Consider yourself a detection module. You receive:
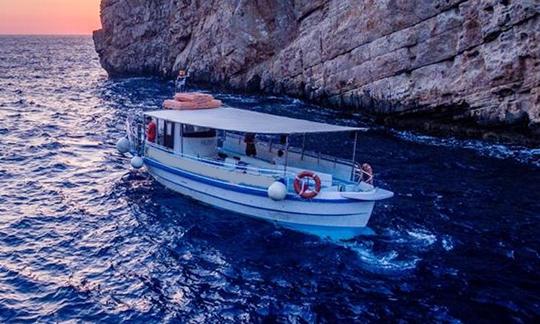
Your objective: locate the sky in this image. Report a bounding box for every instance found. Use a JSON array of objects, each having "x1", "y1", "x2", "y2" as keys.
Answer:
[{"x1": 0, "y1": 0, "x2": 101, "y2": 35}]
